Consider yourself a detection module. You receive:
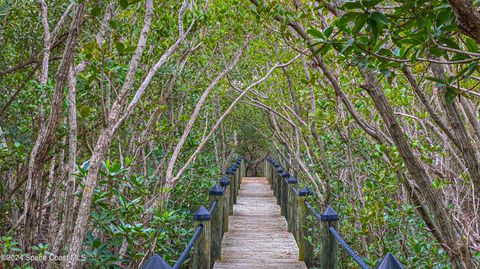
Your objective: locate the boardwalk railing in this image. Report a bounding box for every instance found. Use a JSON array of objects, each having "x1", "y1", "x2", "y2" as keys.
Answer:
[
  {"x1": 264, "y1": 157, "x2": 406, "y2": 269},
  {"x1": 141, "y1": 158, "x2": 245, "y2": 269}
]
